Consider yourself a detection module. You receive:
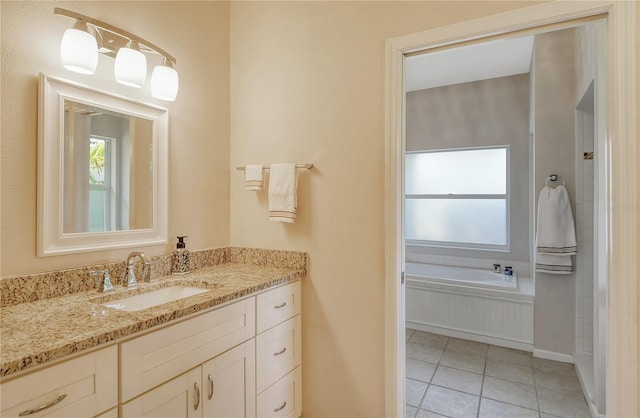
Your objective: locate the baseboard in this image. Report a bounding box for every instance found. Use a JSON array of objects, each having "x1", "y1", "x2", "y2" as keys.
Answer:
[
  {"x1": 407, "y1": 321, "x2": 534, "y2": 352},
  {"x1": 532, "y1": 348, "x2": 574, "y2": 363}
]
